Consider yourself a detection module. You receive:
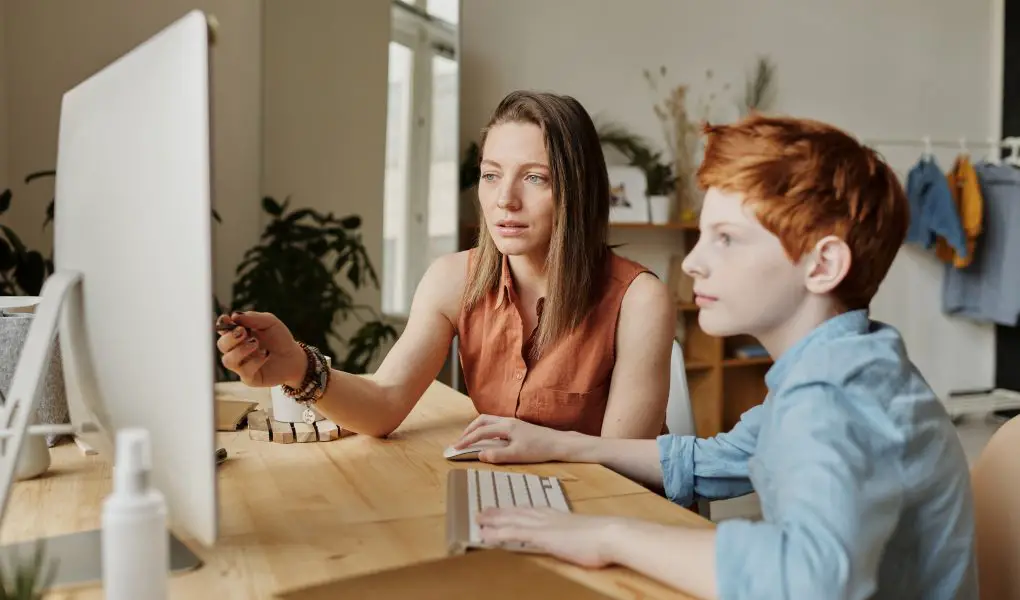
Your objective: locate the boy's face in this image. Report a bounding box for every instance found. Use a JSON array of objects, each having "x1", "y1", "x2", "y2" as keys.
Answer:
[{"x1": 682, "y1": 187, "x2": 811, "y2": 339}]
